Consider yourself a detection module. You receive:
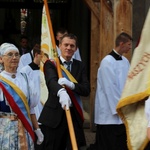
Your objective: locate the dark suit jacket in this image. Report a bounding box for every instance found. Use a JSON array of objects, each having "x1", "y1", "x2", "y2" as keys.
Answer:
[{"x1": 38, "y1": 59, "x2": 90, "y2": 128}]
